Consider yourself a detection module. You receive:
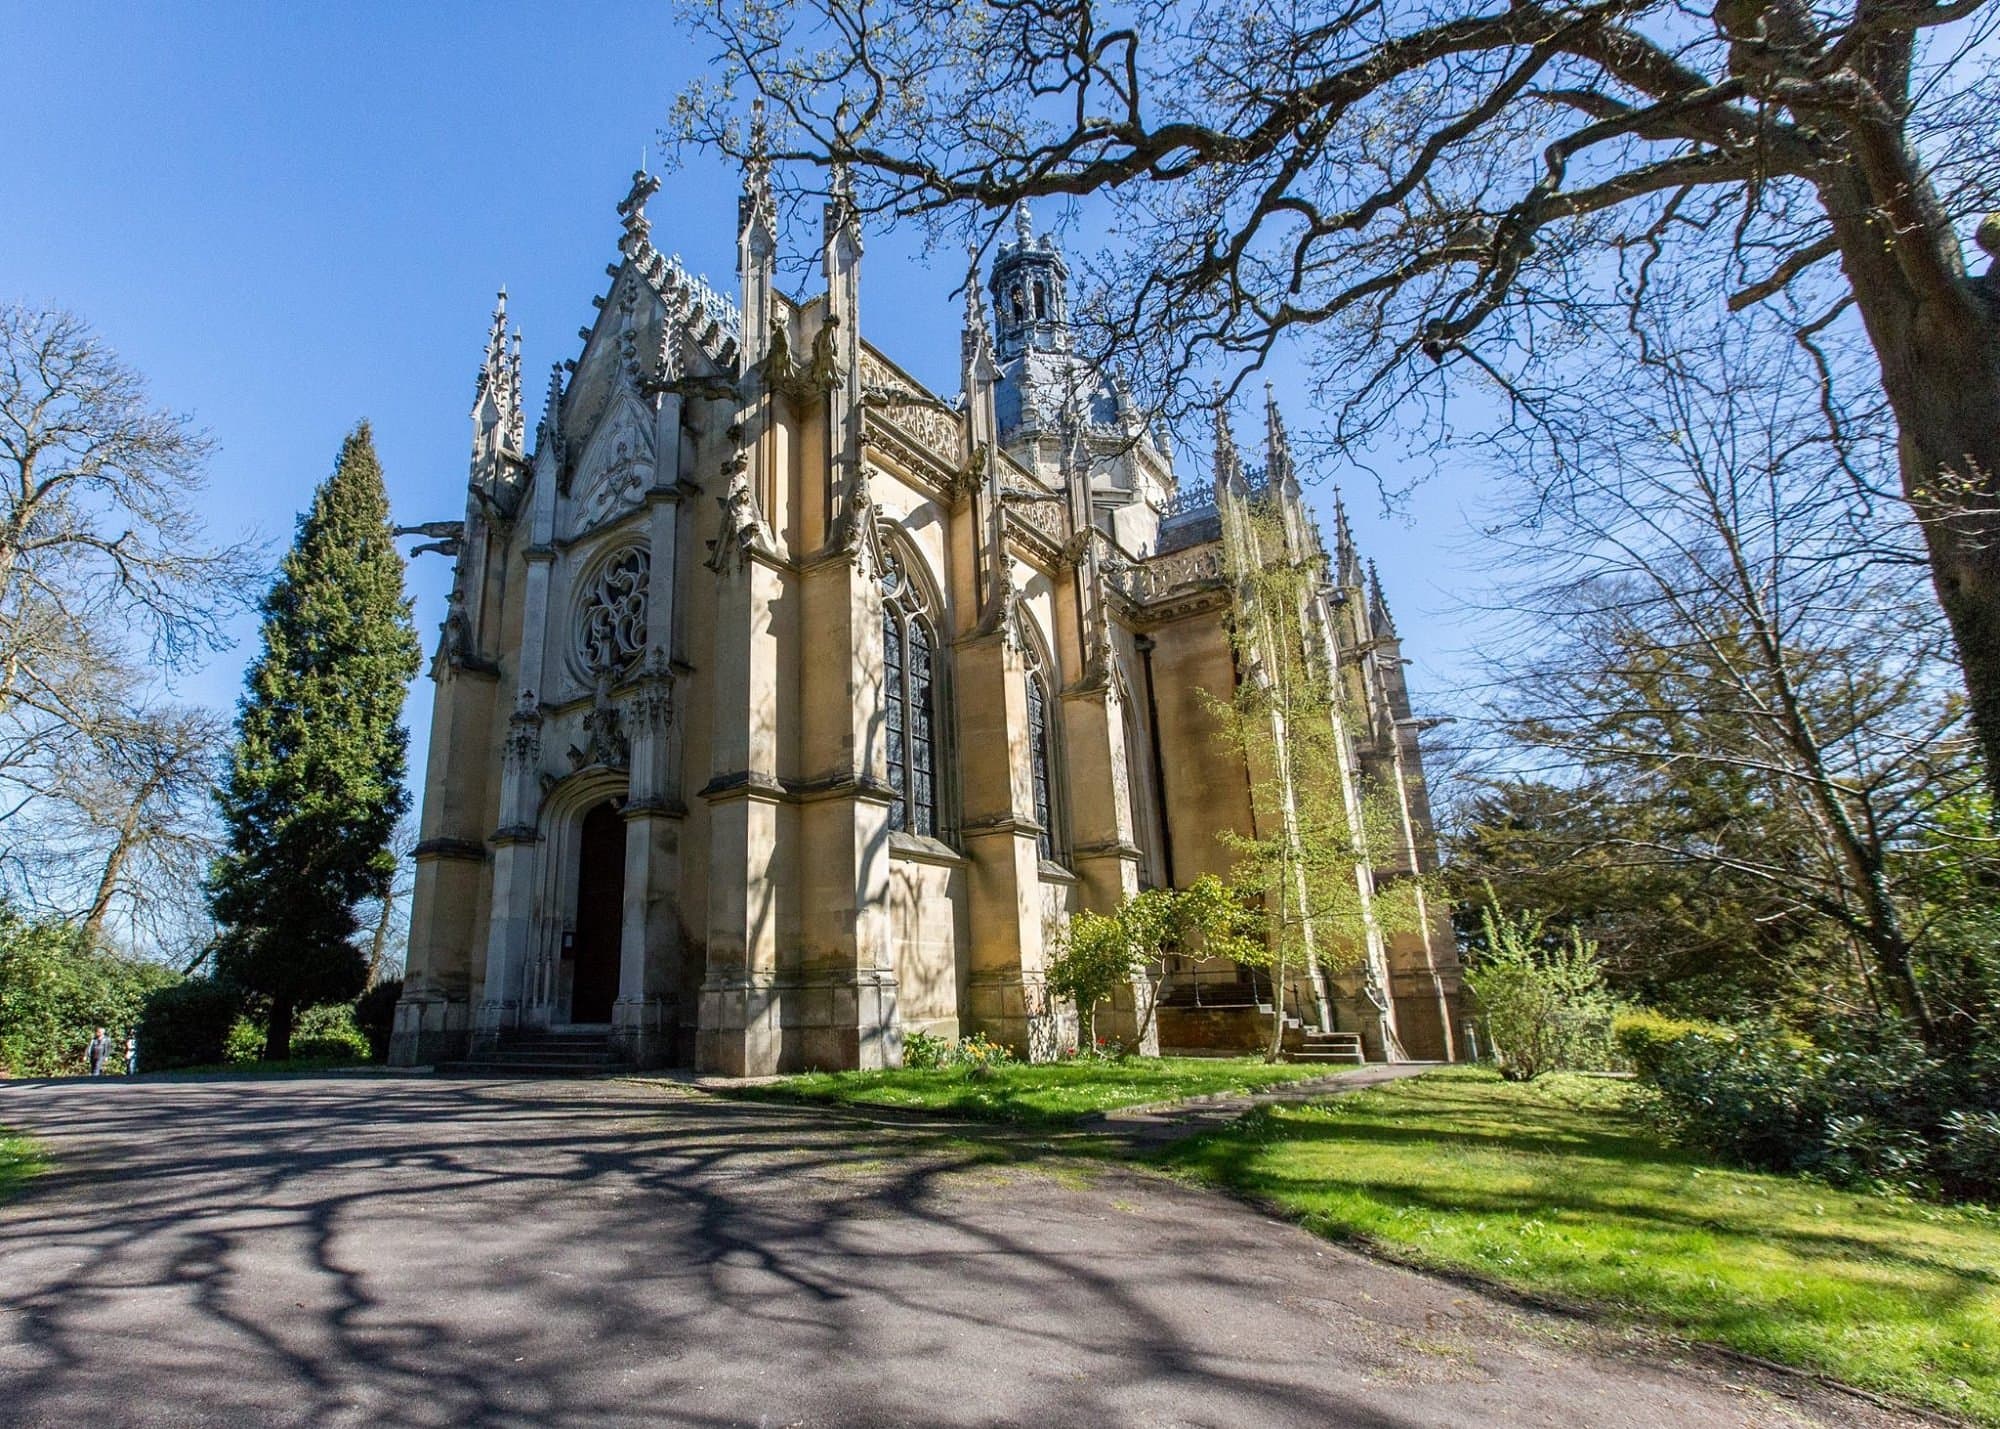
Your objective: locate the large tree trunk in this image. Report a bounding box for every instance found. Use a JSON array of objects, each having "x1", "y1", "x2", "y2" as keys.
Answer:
[
  {"x1": 1828, "y1": 186, "x2": 2000, "y2": 800},
  {"x1": 264, "y1": 996, "x2": 294, "y2": 1062}
]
